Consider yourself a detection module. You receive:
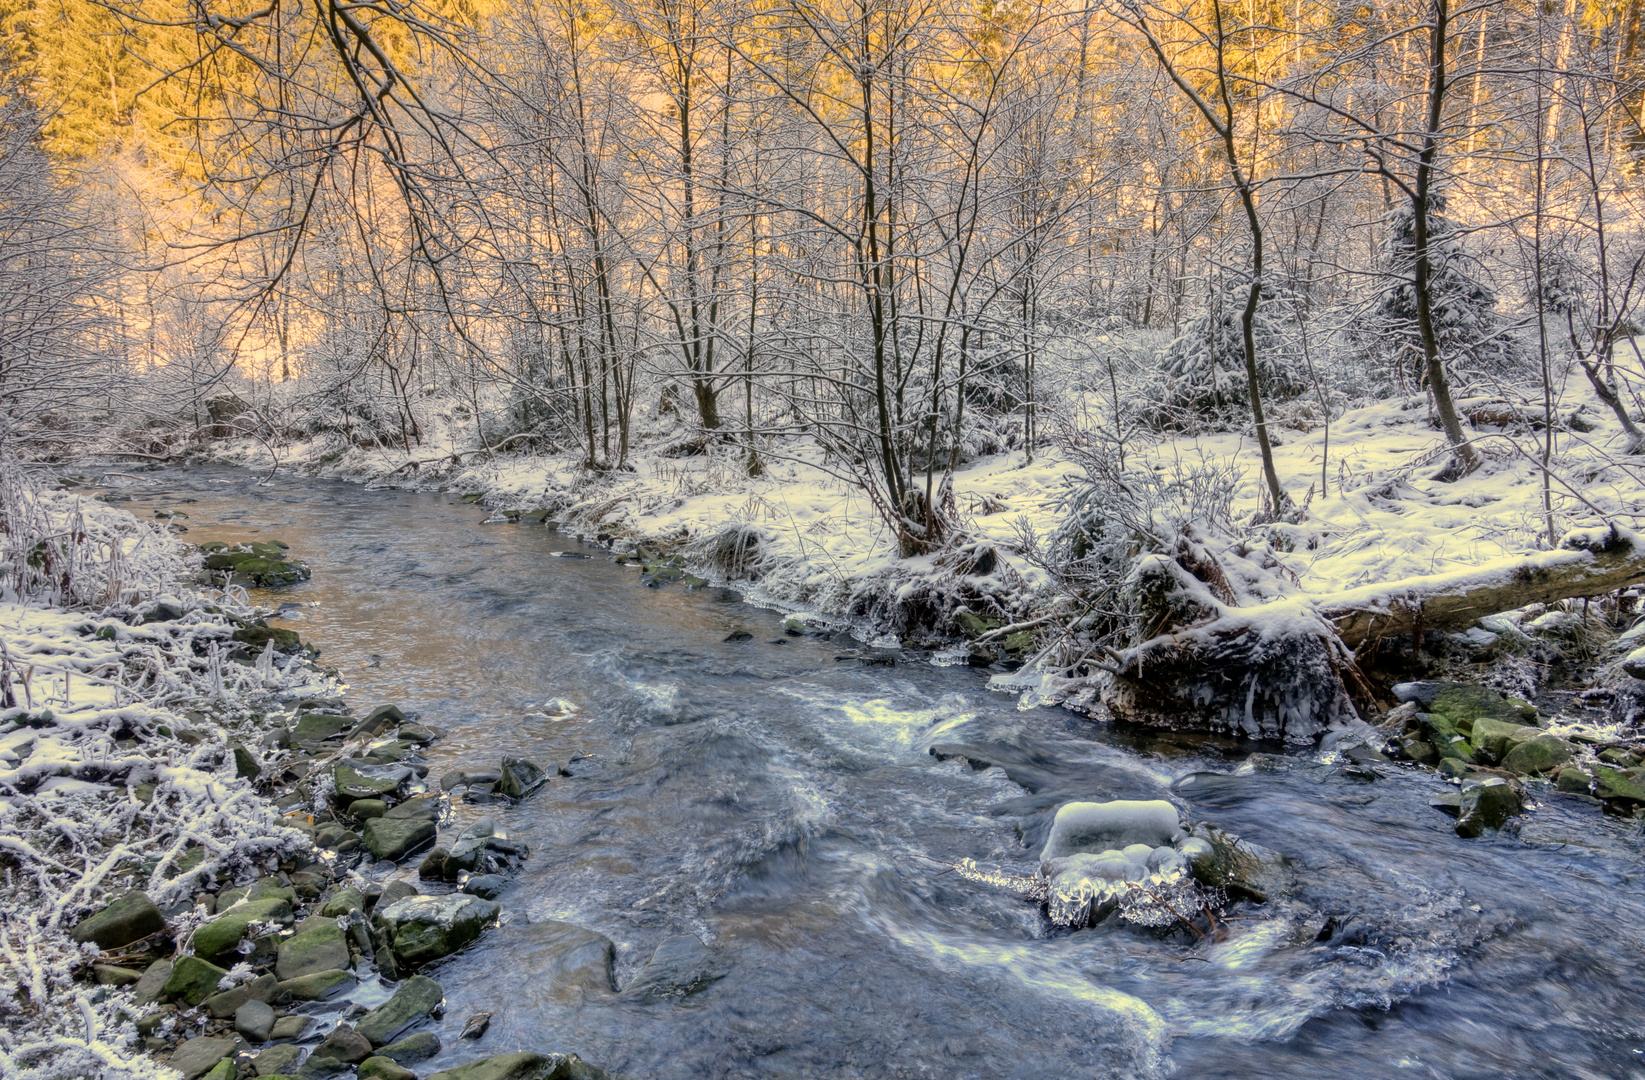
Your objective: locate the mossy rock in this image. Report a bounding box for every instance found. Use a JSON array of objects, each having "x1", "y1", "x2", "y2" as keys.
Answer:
[
  {"x1": 275, "y1": 921, "x2": 350, "y2": 981},
  {"x1": 1593, "y1": 765, "x2": 1645, "y2": 804},
  {"x1": 362, "y1": 816, "x2": 437, "y2": 862},
  {"x1": 1455, "y1": 780, "x2": 1523, "y2": 837},
  {"x1": 275, "y1": 968, "x2": 356, "y2": 1001},
  {"x1": 429, "y1": 1053, "x2": 609, "y2": 1080},
  {"x1": 381, "y1": 894, "x2": 499, "y2": 969},
  {"x1": 952, "y1": 610, "x2": 1001, "y2": 639},
  {"x1": 232, "y1": 623, "x2": 303, "y2": 654},
  {"x1": 1428, "y1": 684, "x2": 1538, "y2": 733},
  {"x1": 71, "y1": 890, "x2": 165, "y2": 950},
  {"x1": 1501, "y1": 734, "x2": 1573, "y2": 775},
  {"x1": 334, "y1": 760, "x2": 409, "y2": 803},
  {"x1": 356, "y1": 974, "x2": 444, "y2": 1046},
  {"x1": 1468, "y1": 718, "x2": 1544, "y2": 765},
  {"x1": 163, "y1": 955, "x2": 229, "y2": 1005},
  {"x1": 1555, "y1": 767, "x2": 1593, "y2": 794},
  {"x1": 193, "y1": 896, "x2": 292, "y2": 962},
  {"x1": 290, "y1": 713, "x2": 353, "y2": 746}
]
